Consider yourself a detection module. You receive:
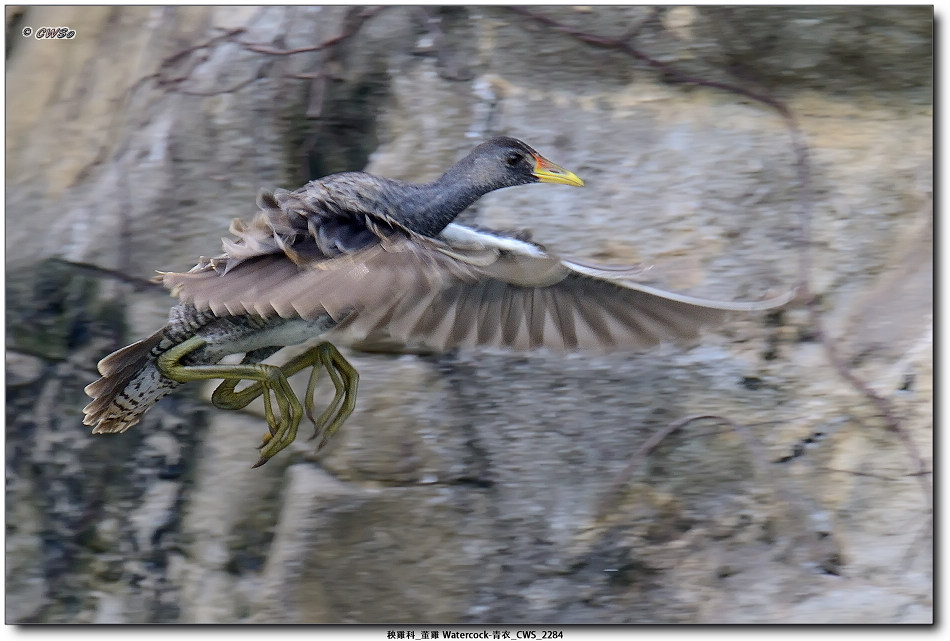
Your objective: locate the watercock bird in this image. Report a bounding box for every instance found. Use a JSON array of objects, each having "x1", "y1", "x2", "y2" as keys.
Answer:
[{"x1": 83, "y1": 137, "x2": 791, "y2": 467}]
